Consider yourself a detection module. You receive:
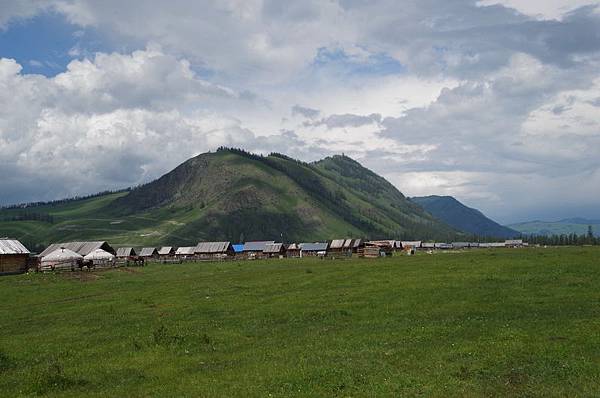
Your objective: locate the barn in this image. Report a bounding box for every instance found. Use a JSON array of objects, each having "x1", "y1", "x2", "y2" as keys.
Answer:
[{"x1": 0, "y1": 239, "x2": 31, "y2": 275}]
